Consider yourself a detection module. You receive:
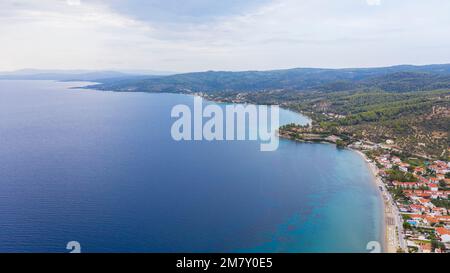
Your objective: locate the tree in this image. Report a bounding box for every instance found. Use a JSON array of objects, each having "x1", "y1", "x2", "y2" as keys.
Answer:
[
  {"x1": 387, "y1": 169, "x2": 418, "y2": 182},
  {"x1": 403, "y1": 222, "x2": 412, "y2": 230},
  {"x1": 402, "y1": 214, "x2": 412, "y2": 220},
  {"x1": 431, "y1": 240, "x2": 445, "y2": 251},
  {"x1": 336, "y1": 139, "x2": 347, "y2": 148}
]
